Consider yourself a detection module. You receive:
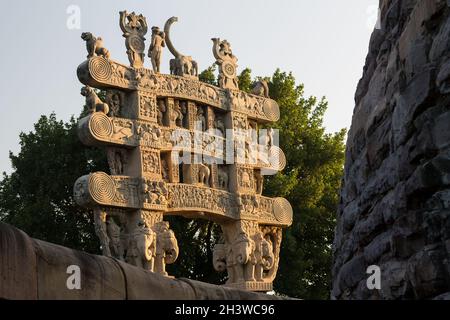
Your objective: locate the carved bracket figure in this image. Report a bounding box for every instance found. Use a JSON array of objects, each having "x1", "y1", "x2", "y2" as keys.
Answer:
[{"x1": 164, "y1": 17, "x2": 198, "y2": 78}]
